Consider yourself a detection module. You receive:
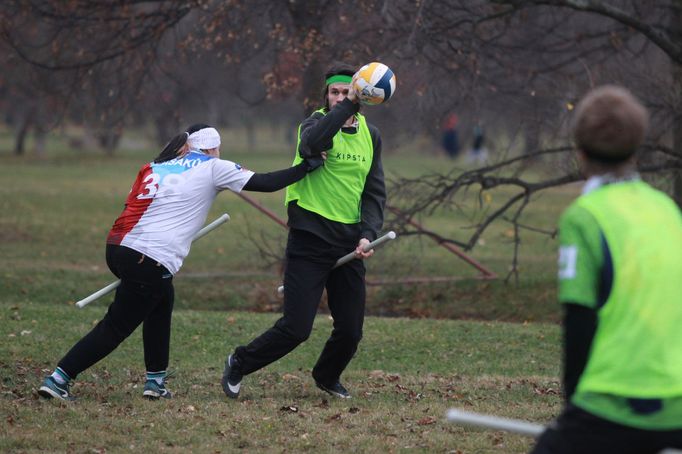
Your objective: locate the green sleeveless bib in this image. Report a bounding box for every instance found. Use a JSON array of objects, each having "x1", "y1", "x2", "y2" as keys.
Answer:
[
  {"x1": 285, "y1": 109, "x2": 374, "y2": 223},
  {"x1": 574, "y1": 181, "x2": 682, "y2": 398}
]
